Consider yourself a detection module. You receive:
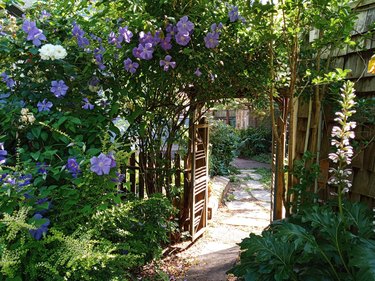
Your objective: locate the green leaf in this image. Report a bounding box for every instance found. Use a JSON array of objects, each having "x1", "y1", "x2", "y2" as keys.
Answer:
[{"x1": 30, "y1": 151, "x2": 41, "y2": 161}]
